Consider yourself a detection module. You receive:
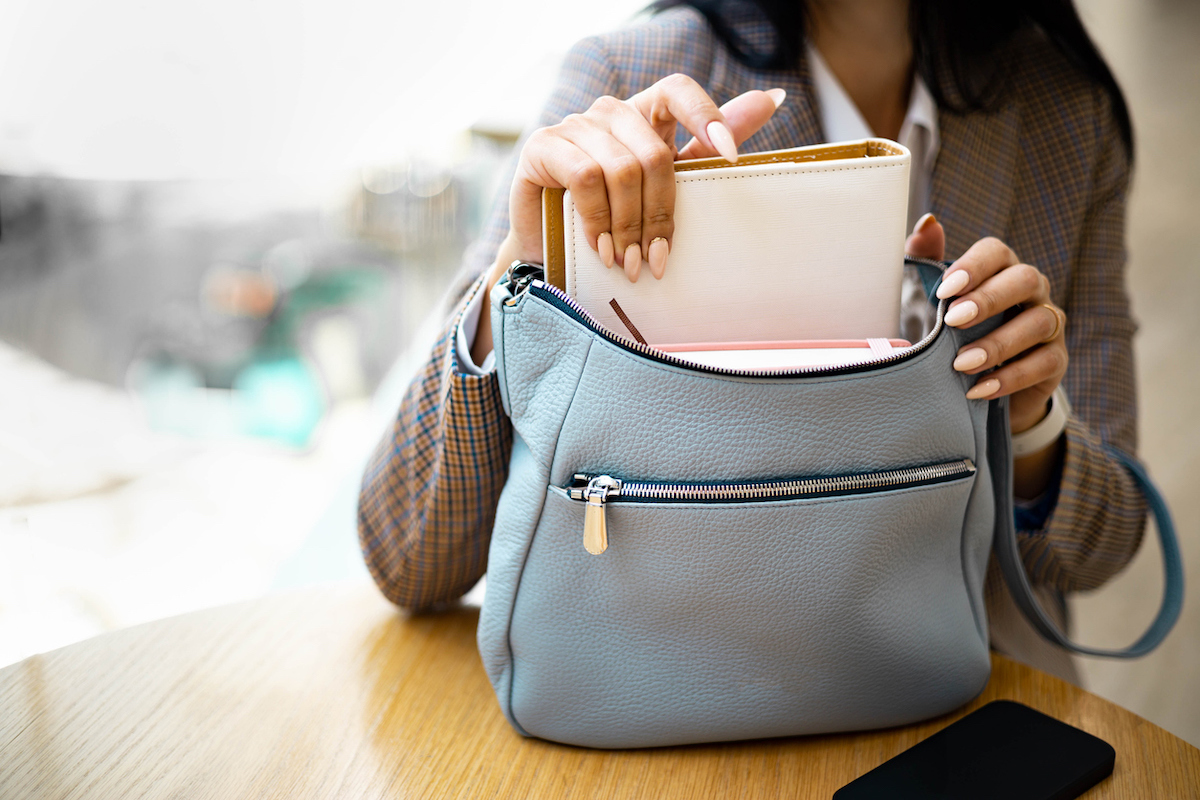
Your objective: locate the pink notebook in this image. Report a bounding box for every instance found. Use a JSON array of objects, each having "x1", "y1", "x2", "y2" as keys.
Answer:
[{"x1": 657, "y1": 338, "x2": 911, "y2": 370}]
